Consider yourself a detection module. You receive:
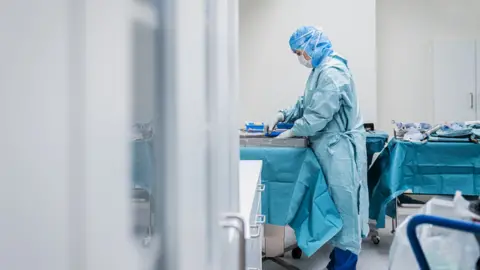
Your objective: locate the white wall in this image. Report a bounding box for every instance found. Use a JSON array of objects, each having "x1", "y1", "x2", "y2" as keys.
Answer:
[
  {"x1": 377, "y1": 0, "x2": 480, "y2": 132},
  {"x1": 239, "y1": 0, "x2": 377, "y2": 127}
]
